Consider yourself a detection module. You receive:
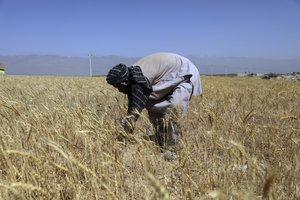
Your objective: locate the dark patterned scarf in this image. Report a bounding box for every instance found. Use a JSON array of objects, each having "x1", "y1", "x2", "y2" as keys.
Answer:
[
  {"x1": 106, "y1": 63, "x2": 129, "y2": 85},
  {"x1": 127, "y1": 66, "x2": 153, "y2": 115}
]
